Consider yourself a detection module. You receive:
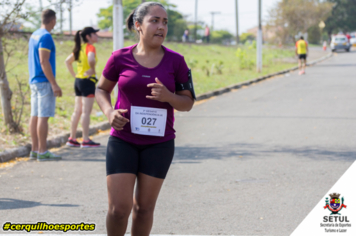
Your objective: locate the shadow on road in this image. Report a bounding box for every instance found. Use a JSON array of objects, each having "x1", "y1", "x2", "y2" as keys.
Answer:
[
  {"x1": 315, "y1": 64, "x2": 356, "y2": 67},
  {"x1": 57, "y1": 146, "x2": 106, "y2": 162},
  {"x1": 173, "y1": 143, "x2": 356, "y2": 163},
  {"x1": 0, "y1": 198, "x2": 79, "y2": 210},
  {"x1": 333, "y1": 50, "x2": 356, "y2": 54},
  {"x1": 51, "y1": 139, "x2": 356, "y2": 164}
]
